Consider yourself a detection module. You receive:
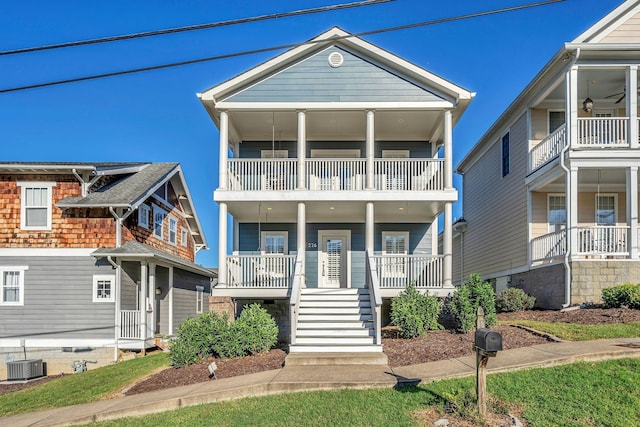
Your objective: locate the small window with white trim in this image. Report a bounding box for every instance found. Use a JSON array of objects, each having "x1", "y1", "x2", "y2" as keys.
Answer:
[
  {"x1": 0, "y1": 267, "x2": 27, "y2": 305},
  {"x1": 548, "y1": 194, "x2": 566, "y2": 233},
  {"x1": 596, "y1": 194, "x2": 616, "y2": 225},
  {"x1": 153, "y1": 206, "x2": 166, "y2": 239},
  {"x1": 93, "y1": 275, "x2": 115, "y2": 303},
  {"x1": 261, "y1": 231, "x2": 288, "y2": 254},
  {"x1": 548, "y1": 111, "x2": 565, "y2": 134},
  {"x1": 138, "y1": 204, "x2": 150, "y2": 229},
  {"x1": 18, "y1": 182, "x2": 55, "y2": 230},
  {"x1": 382, "y1": 231, "x2": 409, "y2": 278},
  {"x1": 501, "y1": 133, "x2": 510, "y2": 177},
  {"x1": 168, "y1": 215, "x2": 178, "y2": 245},
  {"x1": 181, "y1": 227, "x2": 189, "y2": 247},
  {"x1": 196, "y1": 286, "x2": 204, "y2": 314}
]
